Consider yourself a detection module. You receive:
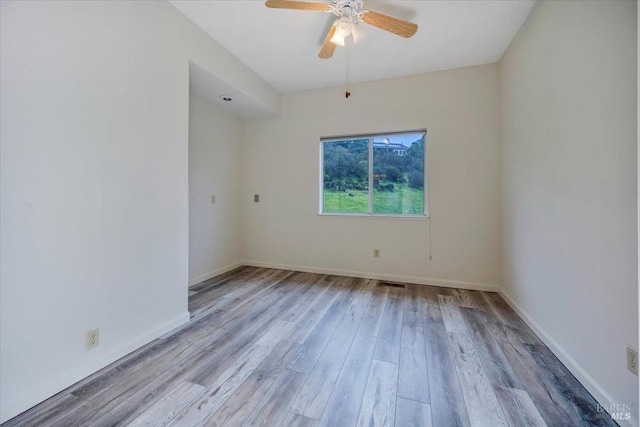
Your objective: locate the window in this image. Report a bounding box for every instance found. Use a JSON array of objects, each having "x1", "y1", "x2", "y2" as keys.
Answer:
[{"x1": 320, "y1": 130, "x2": 427, "y2": 217}]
